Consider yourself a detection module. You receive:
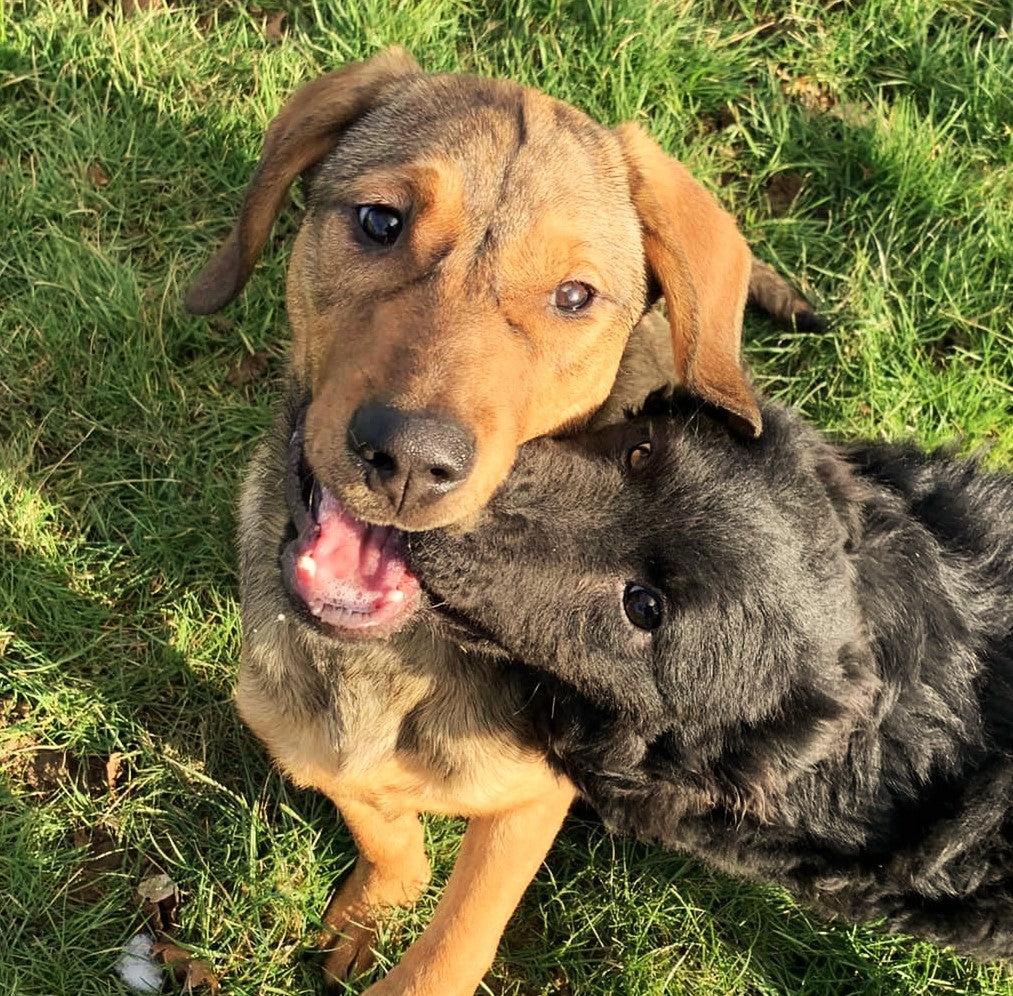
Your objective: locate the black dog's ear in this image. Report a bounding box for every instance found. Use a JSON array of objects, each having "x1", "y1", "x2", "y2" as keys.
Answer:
[
  {"x1": 708, "y1": 644, "x2": 880, "y2": 823},
  {"x1": 628, "y1": 386, "x2": 676, "y2": 419},
  {"x1": 627, "y1": 386, "x2": 755, "y2": 439}
]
